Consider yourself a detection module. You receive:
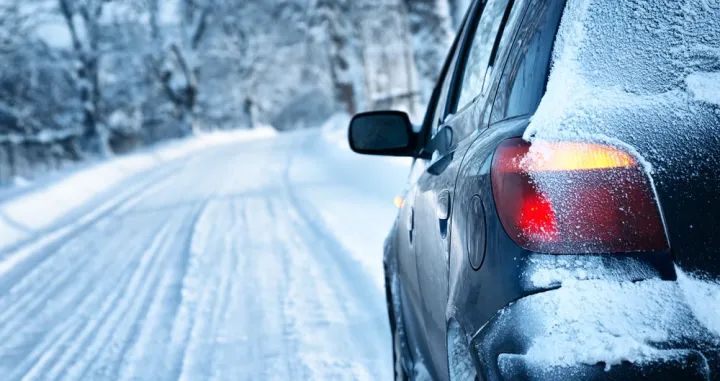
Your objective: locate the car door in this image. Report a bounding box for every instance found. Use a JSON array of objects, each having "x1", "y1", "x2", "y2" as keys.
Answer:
[
  {"x1": 412, "y1": 0, "x2": 521, "y2": 377},
  {"x1": 394, "y1": 21, "x2": 466, "y2": 369}
]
